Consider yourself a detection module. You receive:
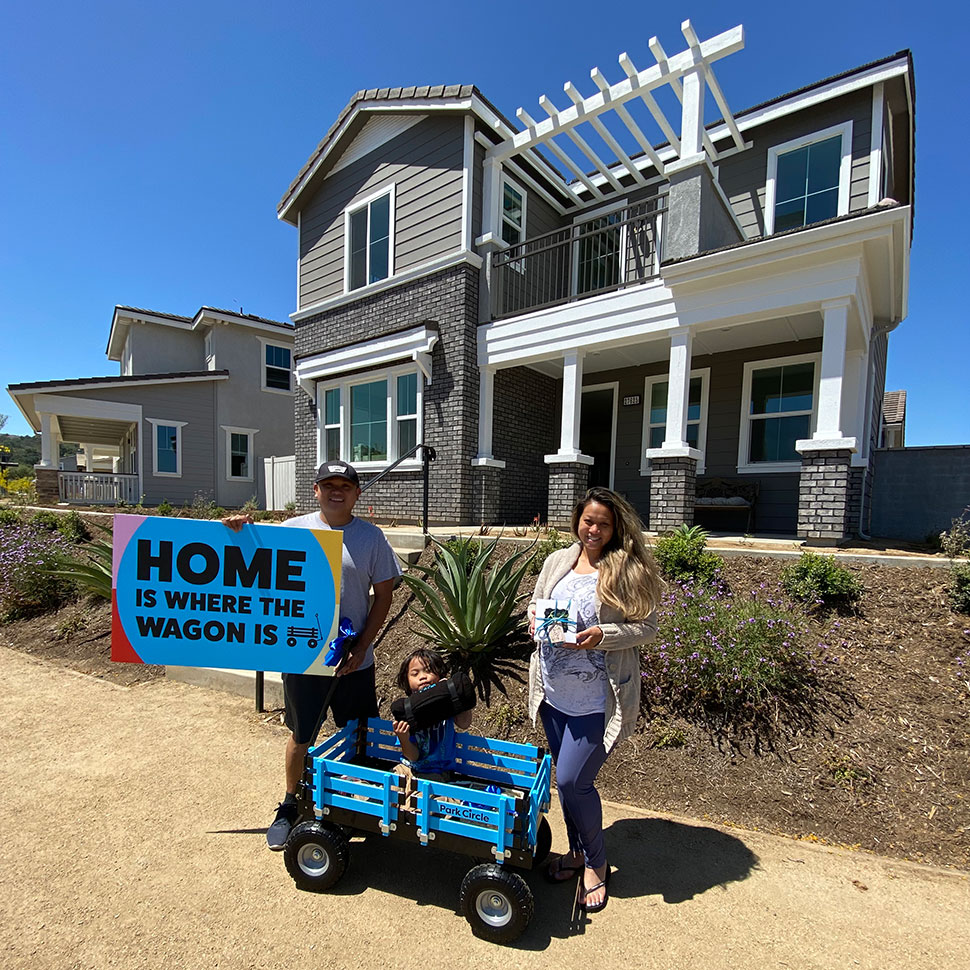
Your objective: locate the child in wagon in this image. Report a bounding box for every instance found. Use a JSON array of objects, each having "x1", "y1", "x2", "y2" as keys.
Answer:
[{"x1": 391, "y1": 648, "x2": 474, "y2": 798}]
